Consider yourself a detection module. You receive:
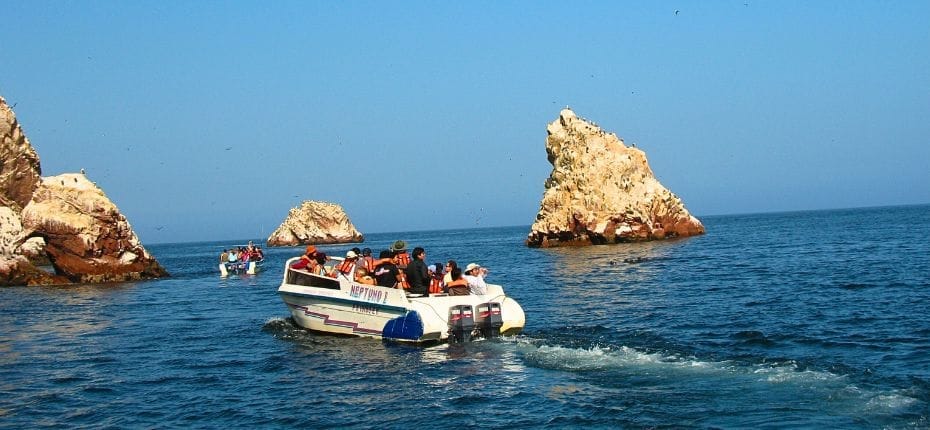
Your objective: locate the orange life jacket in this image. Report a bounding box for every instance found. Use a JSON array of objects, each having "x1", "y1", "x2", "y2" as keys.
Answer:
[
  {"x1": 336, "y1": 259, "x2": 356, "y2": 274},
  {"x1": 395, "y1": 252, "x2": 411, "y2": 267},
  {"x1": 396, "y1": 270, "x2": 411, "y2": 289},
  {"x1": 362, "y1": 256, "x2": 375, "y2": 273},
  {"x1": 429, "y1": 275, "x2": 444, "y2": 294}
]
